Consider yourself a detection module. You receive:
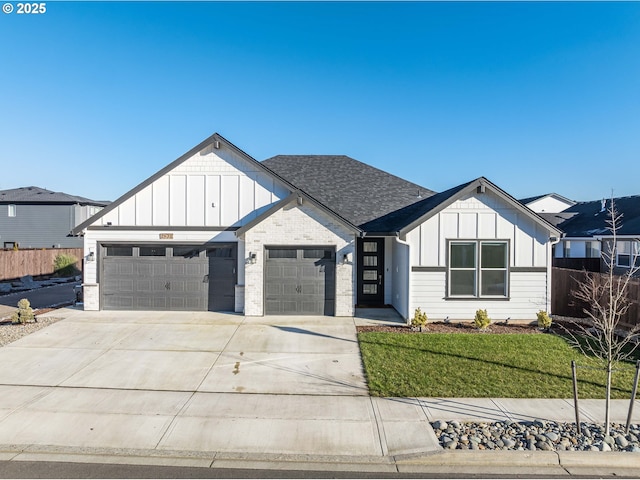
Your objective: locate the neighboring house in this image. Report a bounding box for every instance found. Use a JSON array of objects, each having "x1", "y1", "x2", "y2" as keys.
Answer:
[
  {"x1": 0, "y1": 186, "x2": 109, "y2": 249},
  {"x1": 519, "y1": 193, "x2": 576, "y2": 214},
  {"x1": 71, "y1": 133, "x2": 561, "y2": 321},
  {"x1": 550, "y1": 196, "x2": 640, "y2": 276}
]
